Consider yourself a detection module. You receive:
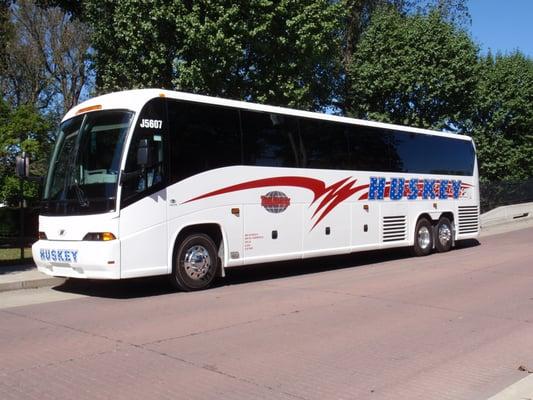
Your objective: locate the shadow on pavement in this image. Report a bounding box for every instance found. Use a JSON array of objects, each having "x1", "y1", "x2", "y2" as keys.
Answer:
[
  {"x1": 455, "y1": 238, "x2": 481, "y2": 249},
  {"x1": 53, "y1": 239, "x2": 481, "y2": 299},
  {"x1": 0, "y1": 262, "x2": 35, "y2": 275}
]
